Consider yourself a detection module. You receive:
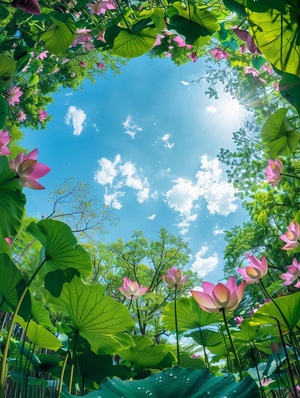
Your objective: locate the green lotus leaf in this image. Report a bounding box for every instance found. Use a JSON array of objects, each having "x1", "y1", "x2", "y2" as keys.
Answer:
[
  {"x1": 61, "y1": 367, "x2": 260, "y2": 398},
  {"x1": 47, "y1": 276, "x2": 135, "y2": 354},
  {"x1": 179, "y1": 353, "x2": 206, "y2": 369},
  {"x1": 53, "y1": 349, "x2": 127, "y2": 390},
  {"x1": 0, "y1": 156, "x2": 26, "y2": 239},
  {"x1": 117, "y1": 335, "x2": 175, "y2": 370},
  {"x1": 279, "y1": 72, "x2": 300, "y2": 116},
  {"x1": 16, "y1": 315, "x2": 61, "y2": 350},
  {"x1": 247, "y1": 4, "x2": 300, "y2": 76},
  {"x1": 0, "y1": 94, "x2": 8, "y2": 130},
  {"x1": 0, "y1": 253, "x2": 31, "y2": 320},
  {"x1": 162, "y1": 296, "x2": 222, "y2": 333},
  {"x1": 33, "y1": 353, "x2": 62, "y2": 373},
  {"x1": 44, "y1": 268, "x2": 80, "y2": 298},
  {"x1": 26, "y1": 219, "x2": 92, "y2": 278},
  {"x1": 41, "y1": 16, "x2": 75, "y2": 55},
  {"x1": 111, "y1": 28, "x2": 157, "y2": 58},
  {"x1": 0, "y1": 54, "x2": 16, "y2": 91},
  {"x1": 169, "y1": 3, "x2": 219, "y2": 45},
  {"x1": 187, "y1": 329, "x2": 223, "y2": 347},
  {"x1": 250, "y1": 292, "x2": 300, "y2": 332},
  {"x1": 261, "y1": 108, "x2": 299, "y2": 158},
  {"x1": 31, "y1": 296, "x2": 56, "y2": 332}
]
